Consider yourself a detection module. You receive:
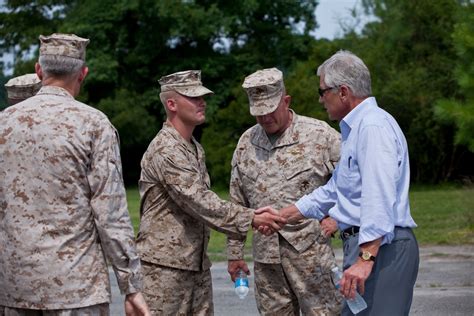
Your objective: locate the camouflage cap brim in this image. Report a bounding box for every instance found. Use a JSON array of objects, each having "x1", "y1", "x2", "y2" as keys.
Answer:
[
  {"x1": 174, "y1": 85, "x2": 214, "y2": 97},
  {"x1": 248, "y1": 91, "x2": 282, "y2": 116},
  {"x1": 5, "y1": 73, "x2": 42, "y2": 100}
]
